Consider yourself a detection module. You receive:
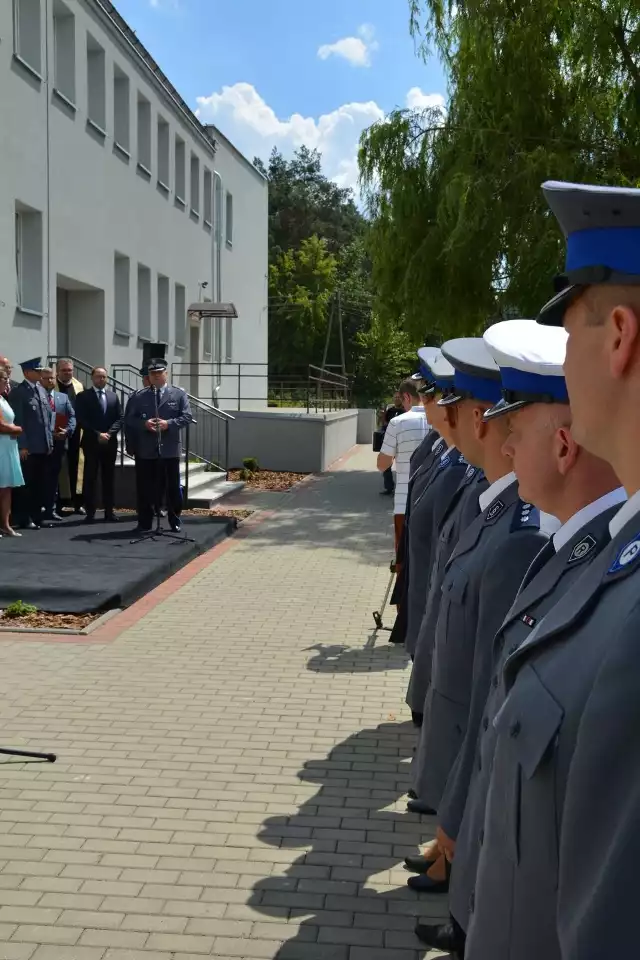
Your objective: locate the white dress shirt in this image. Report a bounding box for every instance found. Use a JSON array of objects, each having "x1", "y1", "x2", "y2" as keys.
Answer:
[
  {"x1": 609, "y1": 488, "x2": 640, "y2": 539},
  {"x1": 553, "y1": 487, "x2": 628, "y2": 552},
  {"x1": 478, "y1": 472, "x2": 516, "y2": 512}
]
